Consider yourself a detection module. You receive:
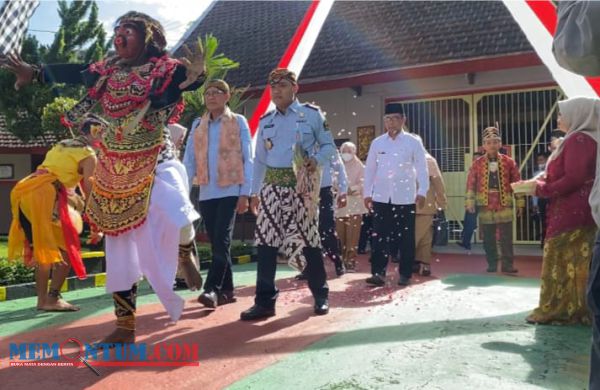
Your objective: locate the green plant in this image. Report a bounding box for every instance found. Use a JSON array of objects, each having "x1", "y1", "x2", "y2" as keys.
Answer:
[
  {"x1": 231, "y1": 241, "x2": 253, "y2": 258},
  {"x1": 180, "y1": 34, "x2": 249, "y2": 127},
  {"x1": 195, "y1": 244, "x2": 212, "y2": 261},
  {"x1": 0, "y1": 258, "x2": 35, "y2": 286},
  {"x1": 41, "y1": 96, "x2": 78, "y2": 139}
]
